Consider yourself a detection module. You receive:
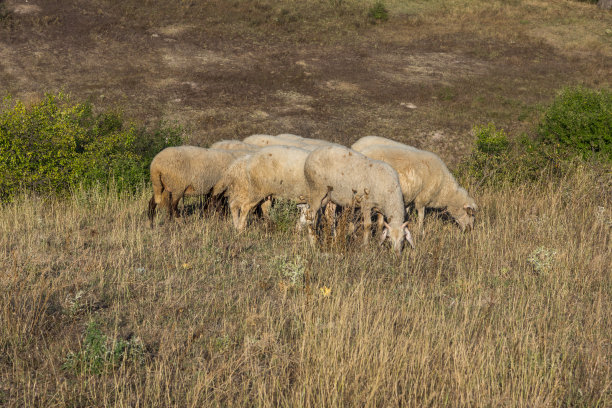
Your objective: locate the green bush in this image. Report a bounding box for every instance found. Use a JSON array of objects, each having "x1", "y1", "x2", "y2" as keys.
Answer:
[
  {"x1": 458, "y1": 123, "x2": 566, "y2": 188},
  {"x1": 62, "y1": 321, "x2": 145, "y2": 375},
  {"x1": 368, "y1": 1, "x2": 388, "y2": 23},
  {"x1": 474, "y1": 123, "x2": 509, "y2": 156},
  {"x1": 0, "y1": 93, "x2": 182, "y2": 201},
  {"x1": 459, "y1": 86, "x2": 611, "y2": 188},
  {"x1": 538, "y1": 87, "x2": 611, "y2": 161},
  {"x1": 269, "y1": 199, "x2": 300, "y2": 232}
]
